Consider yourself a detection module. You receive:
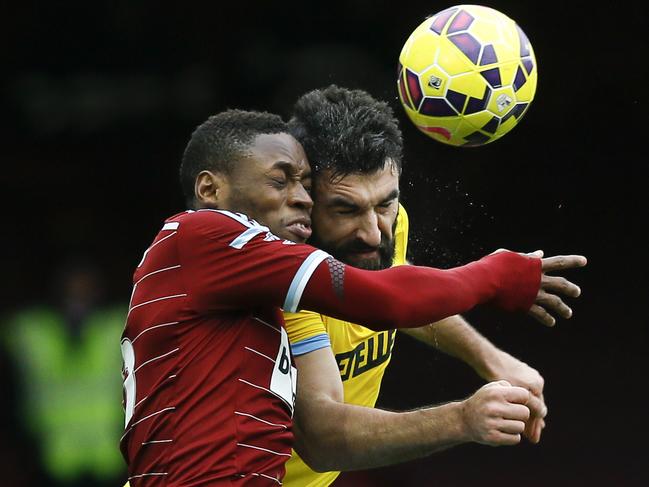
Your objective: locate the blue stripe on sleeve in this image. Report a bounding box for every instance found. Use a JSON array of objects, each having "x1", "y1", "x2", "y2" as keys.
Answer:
[{"x1": 290, "y1": 334, "x2": 331, "y2": 356}]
